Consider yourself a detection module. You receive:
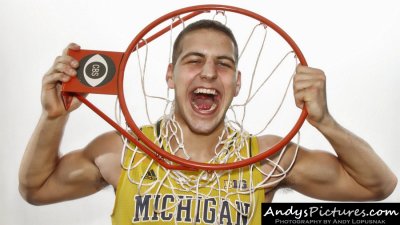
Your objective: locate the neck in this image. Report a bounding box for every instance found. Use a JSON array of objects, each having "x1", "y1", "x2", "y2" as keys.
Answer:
[{"x1": 165, "y1": 115, "x2": 227, "y2": 163}]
